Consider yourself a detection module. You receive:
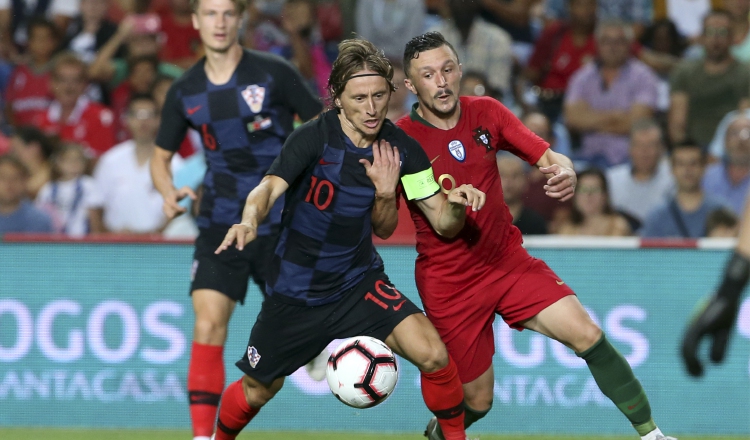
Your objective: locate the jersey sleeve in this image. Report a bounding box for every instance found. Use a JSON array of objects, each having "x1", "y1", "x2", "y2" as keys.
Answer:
[
  {"x1": 399, "y1": 133, "x2": 440, "y2": 201},
  {"x1": 488, "y1": 99, "x2": 549, "y2": 165},
  {"x1": 267, "y1": 120, "x2": 325, "y2": 185},
  {"x1": 275, "y1": 59, "x2": 323, "y2": 121},
  {"x1": 155, "y1": 83, "x2": 189, "y2": 152}
]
